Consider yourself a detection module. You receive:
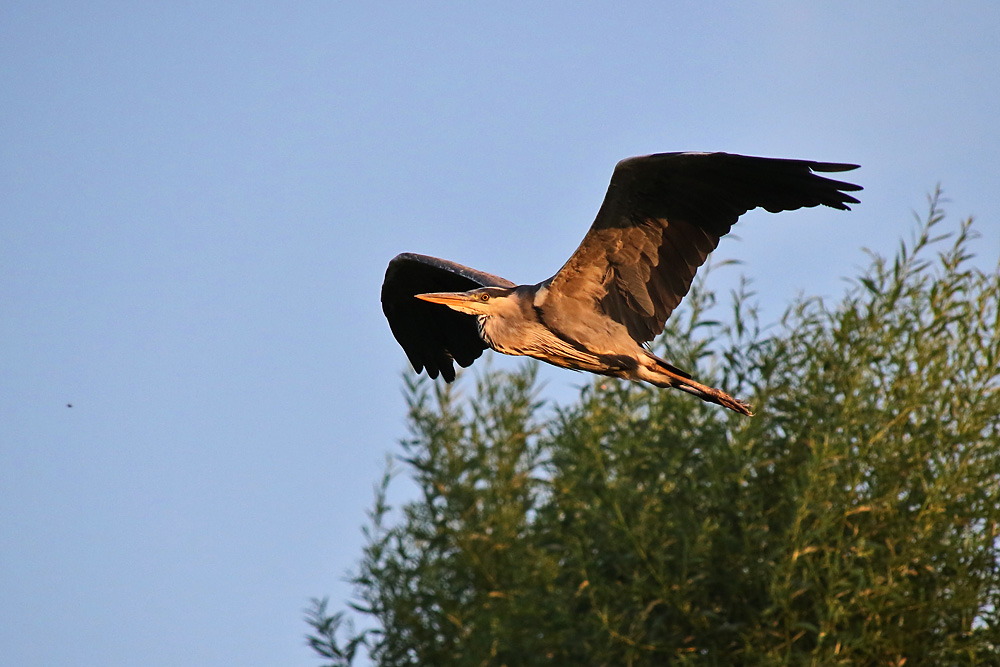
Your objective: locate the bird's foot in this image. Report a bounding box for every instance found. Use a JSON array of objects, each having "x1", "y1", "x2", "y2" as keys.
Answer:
[{"x1": 702, "y1": 385, "x2": 754, "y2": 417}]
